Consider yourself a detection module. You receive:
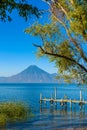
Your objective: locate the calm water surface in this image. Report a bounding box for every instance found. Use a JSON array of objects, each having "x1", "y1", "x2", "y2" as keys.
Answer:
[{"x1": 0, "y1": 83, "x2": 87, "y2": 129}]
